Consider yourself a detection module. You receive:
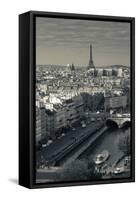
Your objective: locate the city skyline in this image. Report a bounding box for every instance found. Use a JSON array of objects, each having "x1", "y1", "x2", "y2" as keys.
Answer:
[{"x1": 36, "y1": 17, "x2": 130, "y2": 66}]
